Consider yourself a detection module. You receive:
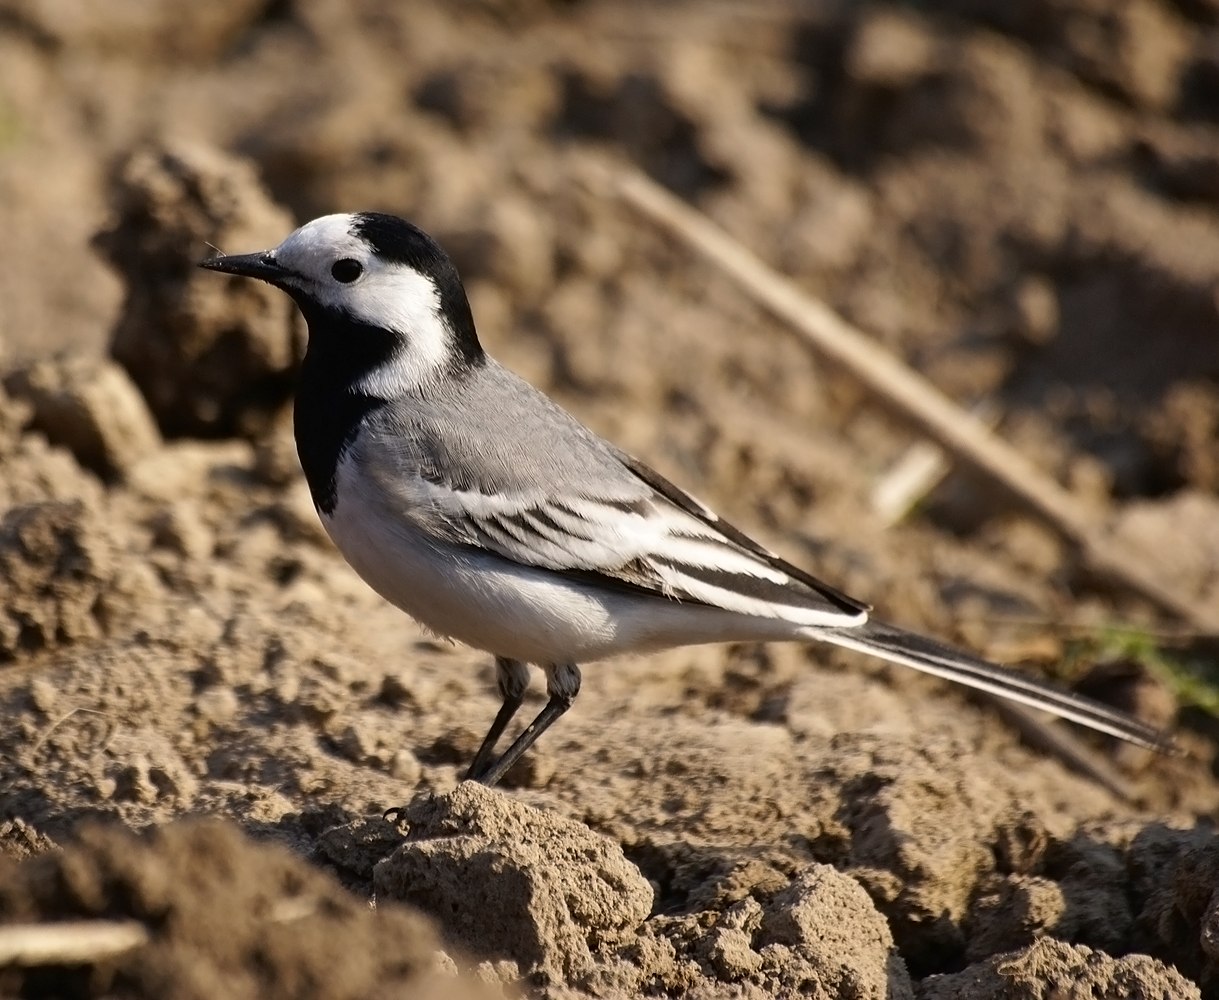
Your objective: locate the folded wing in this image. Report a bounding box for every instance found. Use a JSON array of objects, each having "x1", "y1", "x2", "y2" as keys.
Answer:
[{"x1": 407, "y1": 449, "x2": 869, "y2": 629}]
